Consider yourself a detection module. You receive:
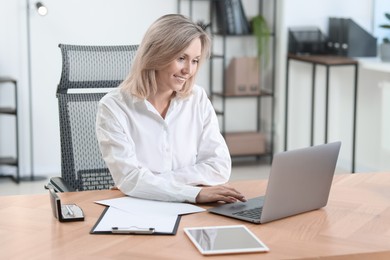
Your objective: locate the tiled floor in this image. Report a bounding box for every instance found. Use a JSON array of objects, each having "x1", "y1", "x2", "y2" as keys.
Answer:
[
  {"x1": 0, "y1": 176, "x2": 50, "y2": 196},
  {"x1": 0, "y1": 164, "x2": 272, "y2": 196}
]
